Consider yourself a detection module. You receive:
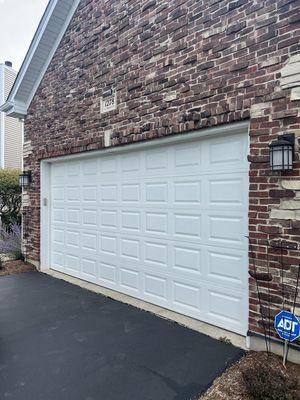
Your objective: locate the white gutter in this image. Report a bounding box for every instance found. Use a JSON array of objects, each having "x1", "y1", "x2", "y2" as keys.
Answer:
[{"x1": 0, "y1": 65, "x2": 5, "y2": 168}]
